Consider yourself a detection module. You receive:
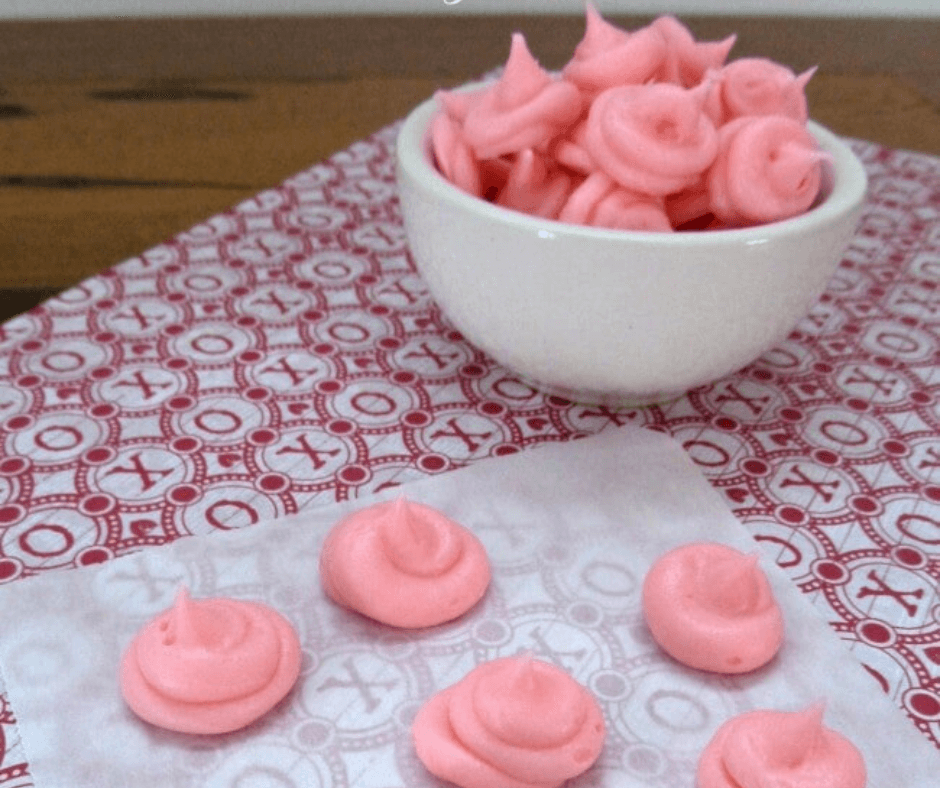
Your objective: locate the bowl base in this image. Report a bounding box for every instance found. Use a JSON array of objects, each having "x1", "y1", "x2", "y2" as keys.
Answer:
[{"x1": 514, "y1": 373, "x2": 687, "y2": 410}]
